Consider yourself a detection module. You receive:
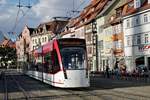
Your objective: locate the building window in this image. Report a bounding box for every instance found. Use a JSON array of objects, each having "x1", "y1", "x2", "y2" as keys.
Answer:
[
  {"x1": 48, "y1": 35, "x2": 51, "y2": 41},
  {"x1": 126, "y1": 19, "x2": 130, "y2": 28},
  {"x1": 145, "y1": 34, "x2": 149, "y2": 44},
  {"x1": 116, "y1": 8, "x2": 122, "y2": 17},
  {"x1": 45, "y1": 37, "x2": 47, "y2": 42},
  {"x1": 88, "y1": 46, "x2": 92, "y2": 54},
  {"x1": 99, "y1": 40, "x2": 103, "y2": 50},
  {"x1": 144, "y1": 14, "x2": 148, "y2": 23},
  {"x1": 38, "y1": 38, "x2": 41, "y2": 44},
  {"x1": 98, "y1": 26, "x2": 103, "y2": 33},
  {"x1": 134, "y1": 0, "x2": 141, "y2": 8},
  {"x1": 137, "y1": 35, "x2": 141, "y2": 44},
  {"x1": 87, "y1": 34, "x2": 92, "y2": 42},
  {"x1": 127, "y1": 36, "x2": 131, "y2": 46},
  {"x1": 35, "y1": 39, "x2": 37, "y2": 44},
  {"x1": 42, "y1": 37, "x2": 44, "y2": 42},
  {"x1": 135, "y1": 16, "x2": 140, "y2": 25}
]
